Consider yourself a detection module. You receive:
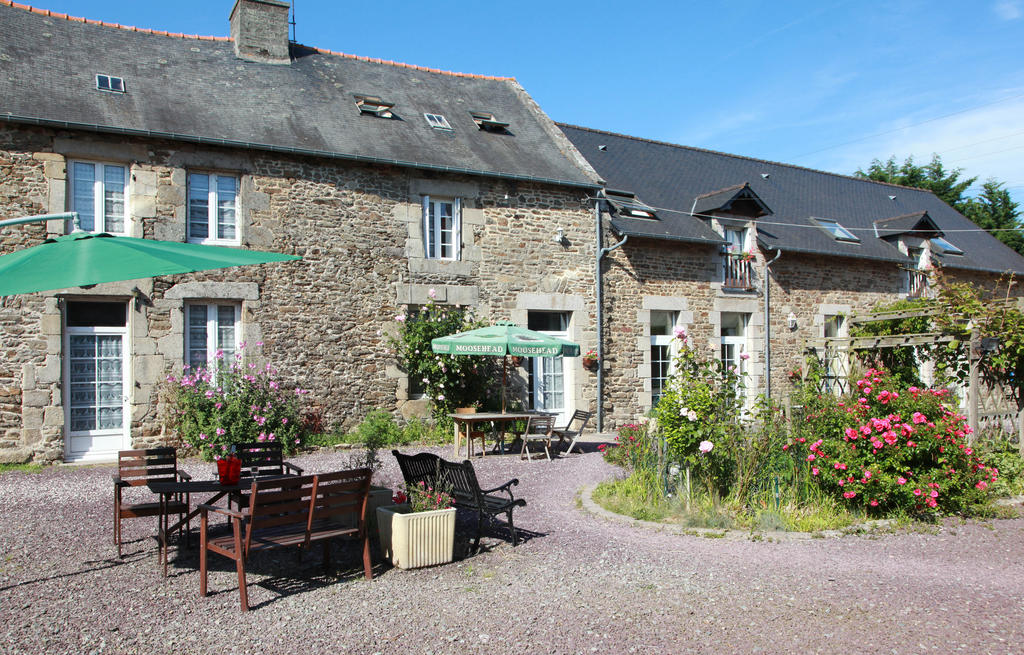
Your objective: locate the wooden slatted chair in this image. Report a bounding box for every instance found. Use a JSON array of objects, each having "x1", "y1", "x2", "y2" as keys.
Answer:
[
  {"x1": 309, "y1": 468, "x2": 373, "y2": 577},
  {"x1": 520, "y1": 414, "x2": 555, "y2": 461},
  {"x1": 552, "y1": 410, "x2": 593, "y2": 456},
  {"x1": 229, "y1": 441, "x2": 304, "y2": 509},
  {"x1": 114, "y1": 447, "x2": 191, "y2": 557}
]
